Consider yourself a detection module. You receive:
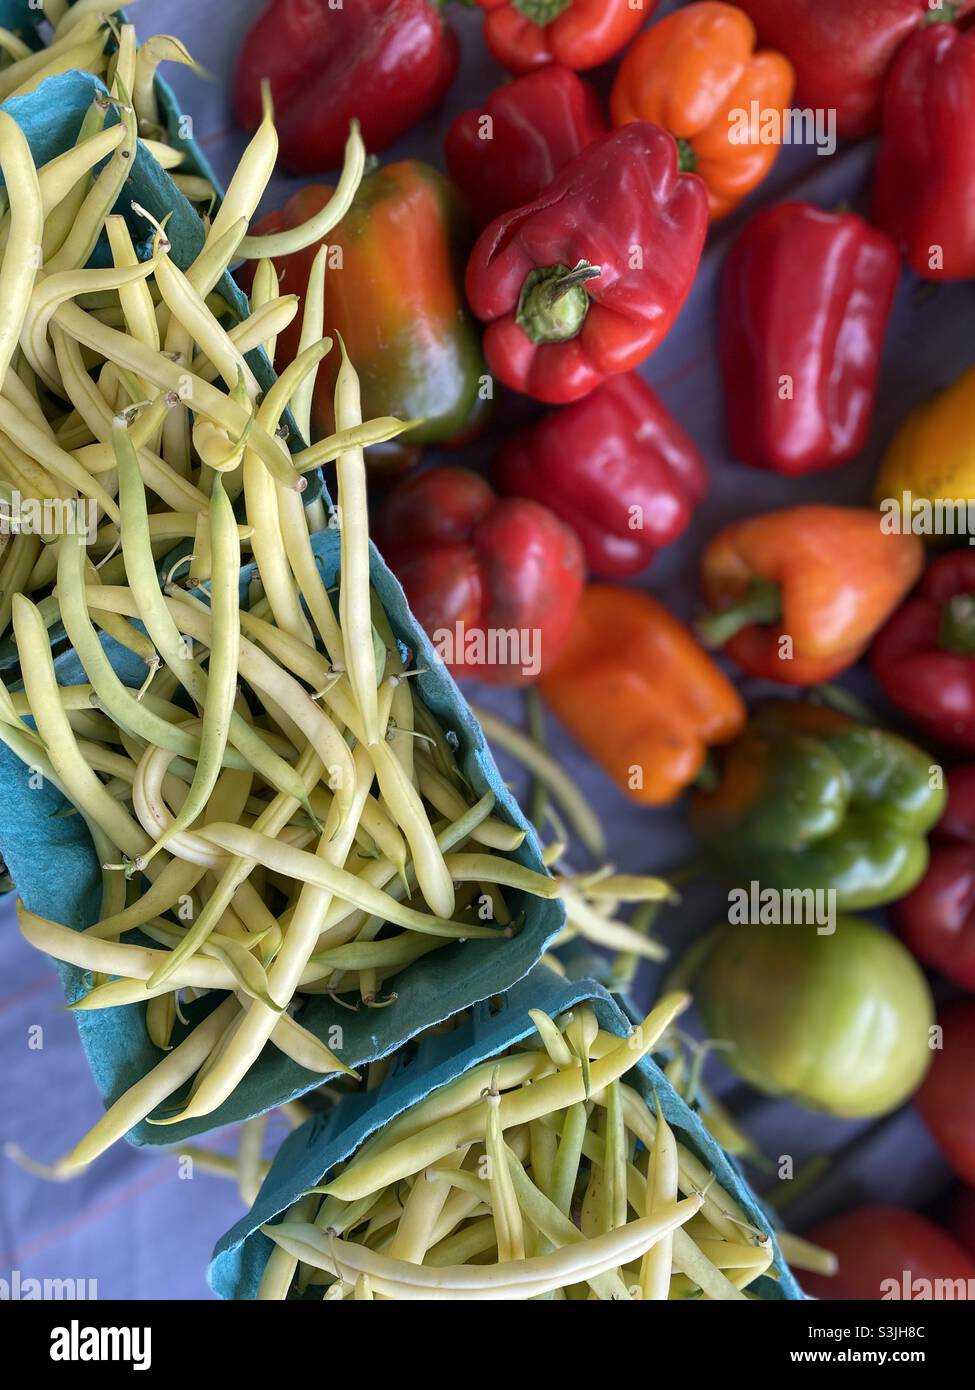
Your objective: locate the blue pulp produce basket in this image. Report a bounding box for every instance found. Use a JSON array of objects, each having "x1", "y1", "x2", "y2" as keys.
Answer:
[
  {"x1": 0, "y1": 0, "x2": 223, "y2": 197},
  {"x1": 0, "y1": 72, "x2": 564, "y2": 1144},
  {"x1": 0, "y1": 60, "x2": 311, "y2": 671},
  {"x1": 210, "y1": 964, "x2": 807, "y2": 1300}
]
